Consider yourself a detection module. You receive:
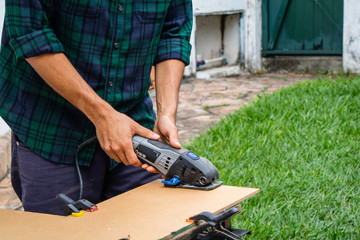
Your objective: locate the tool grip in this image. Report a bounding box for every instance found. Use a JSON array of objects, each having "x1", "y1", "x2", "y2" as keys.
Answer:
[{"x1": 132, "y1": 135, "x2": 183, "y2": 175}]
